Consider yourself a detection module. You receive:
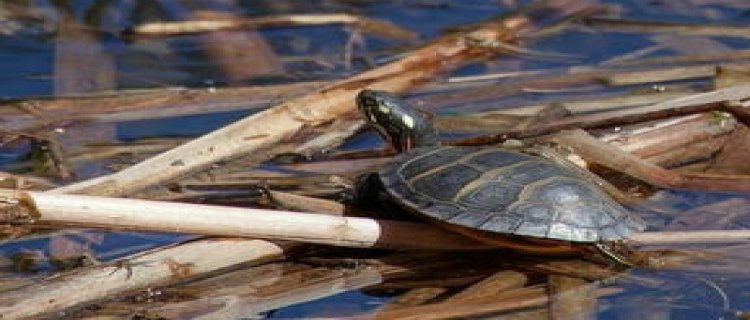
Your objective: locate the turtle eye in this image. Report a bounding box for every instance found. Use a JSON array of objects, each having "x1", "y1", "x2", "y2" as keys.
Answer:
[{"x1": 367, "y1": 110, "x2": 378, "y2": 123}]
